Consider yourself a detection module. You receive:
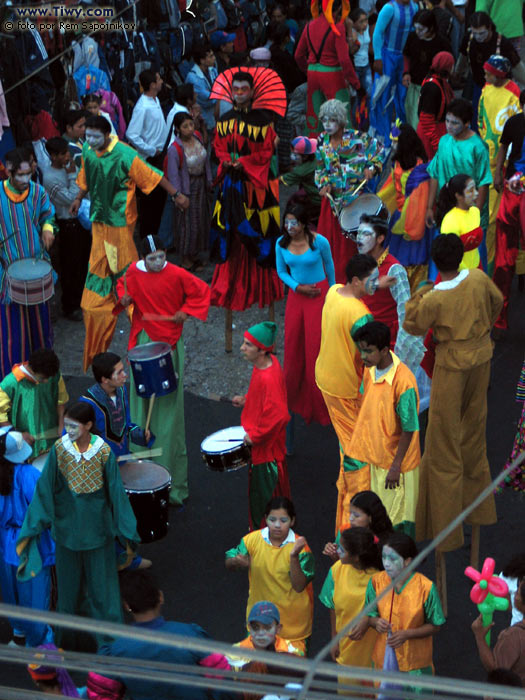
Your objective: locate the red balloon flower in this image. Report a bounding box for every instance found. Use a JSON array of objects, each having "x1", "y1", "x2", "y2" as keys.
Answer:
[{"x1": 464, "y1": 557, "x2": 508, "y2": 605}]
